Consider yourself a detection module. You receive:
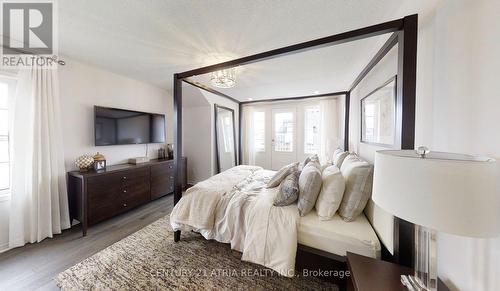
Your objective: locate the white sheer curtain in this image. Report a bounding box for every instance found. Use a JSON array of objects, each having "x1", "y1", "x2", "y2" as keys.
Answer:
[
  {"x1": 242, "y1": 106, "x2": 256, "y2": 165},
  {"x1": 9, "y1": 64, "x2": 70, "y2": 248},
  {"x1": 319, "y1": 98, "x2": 339, "y2": 163}
]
